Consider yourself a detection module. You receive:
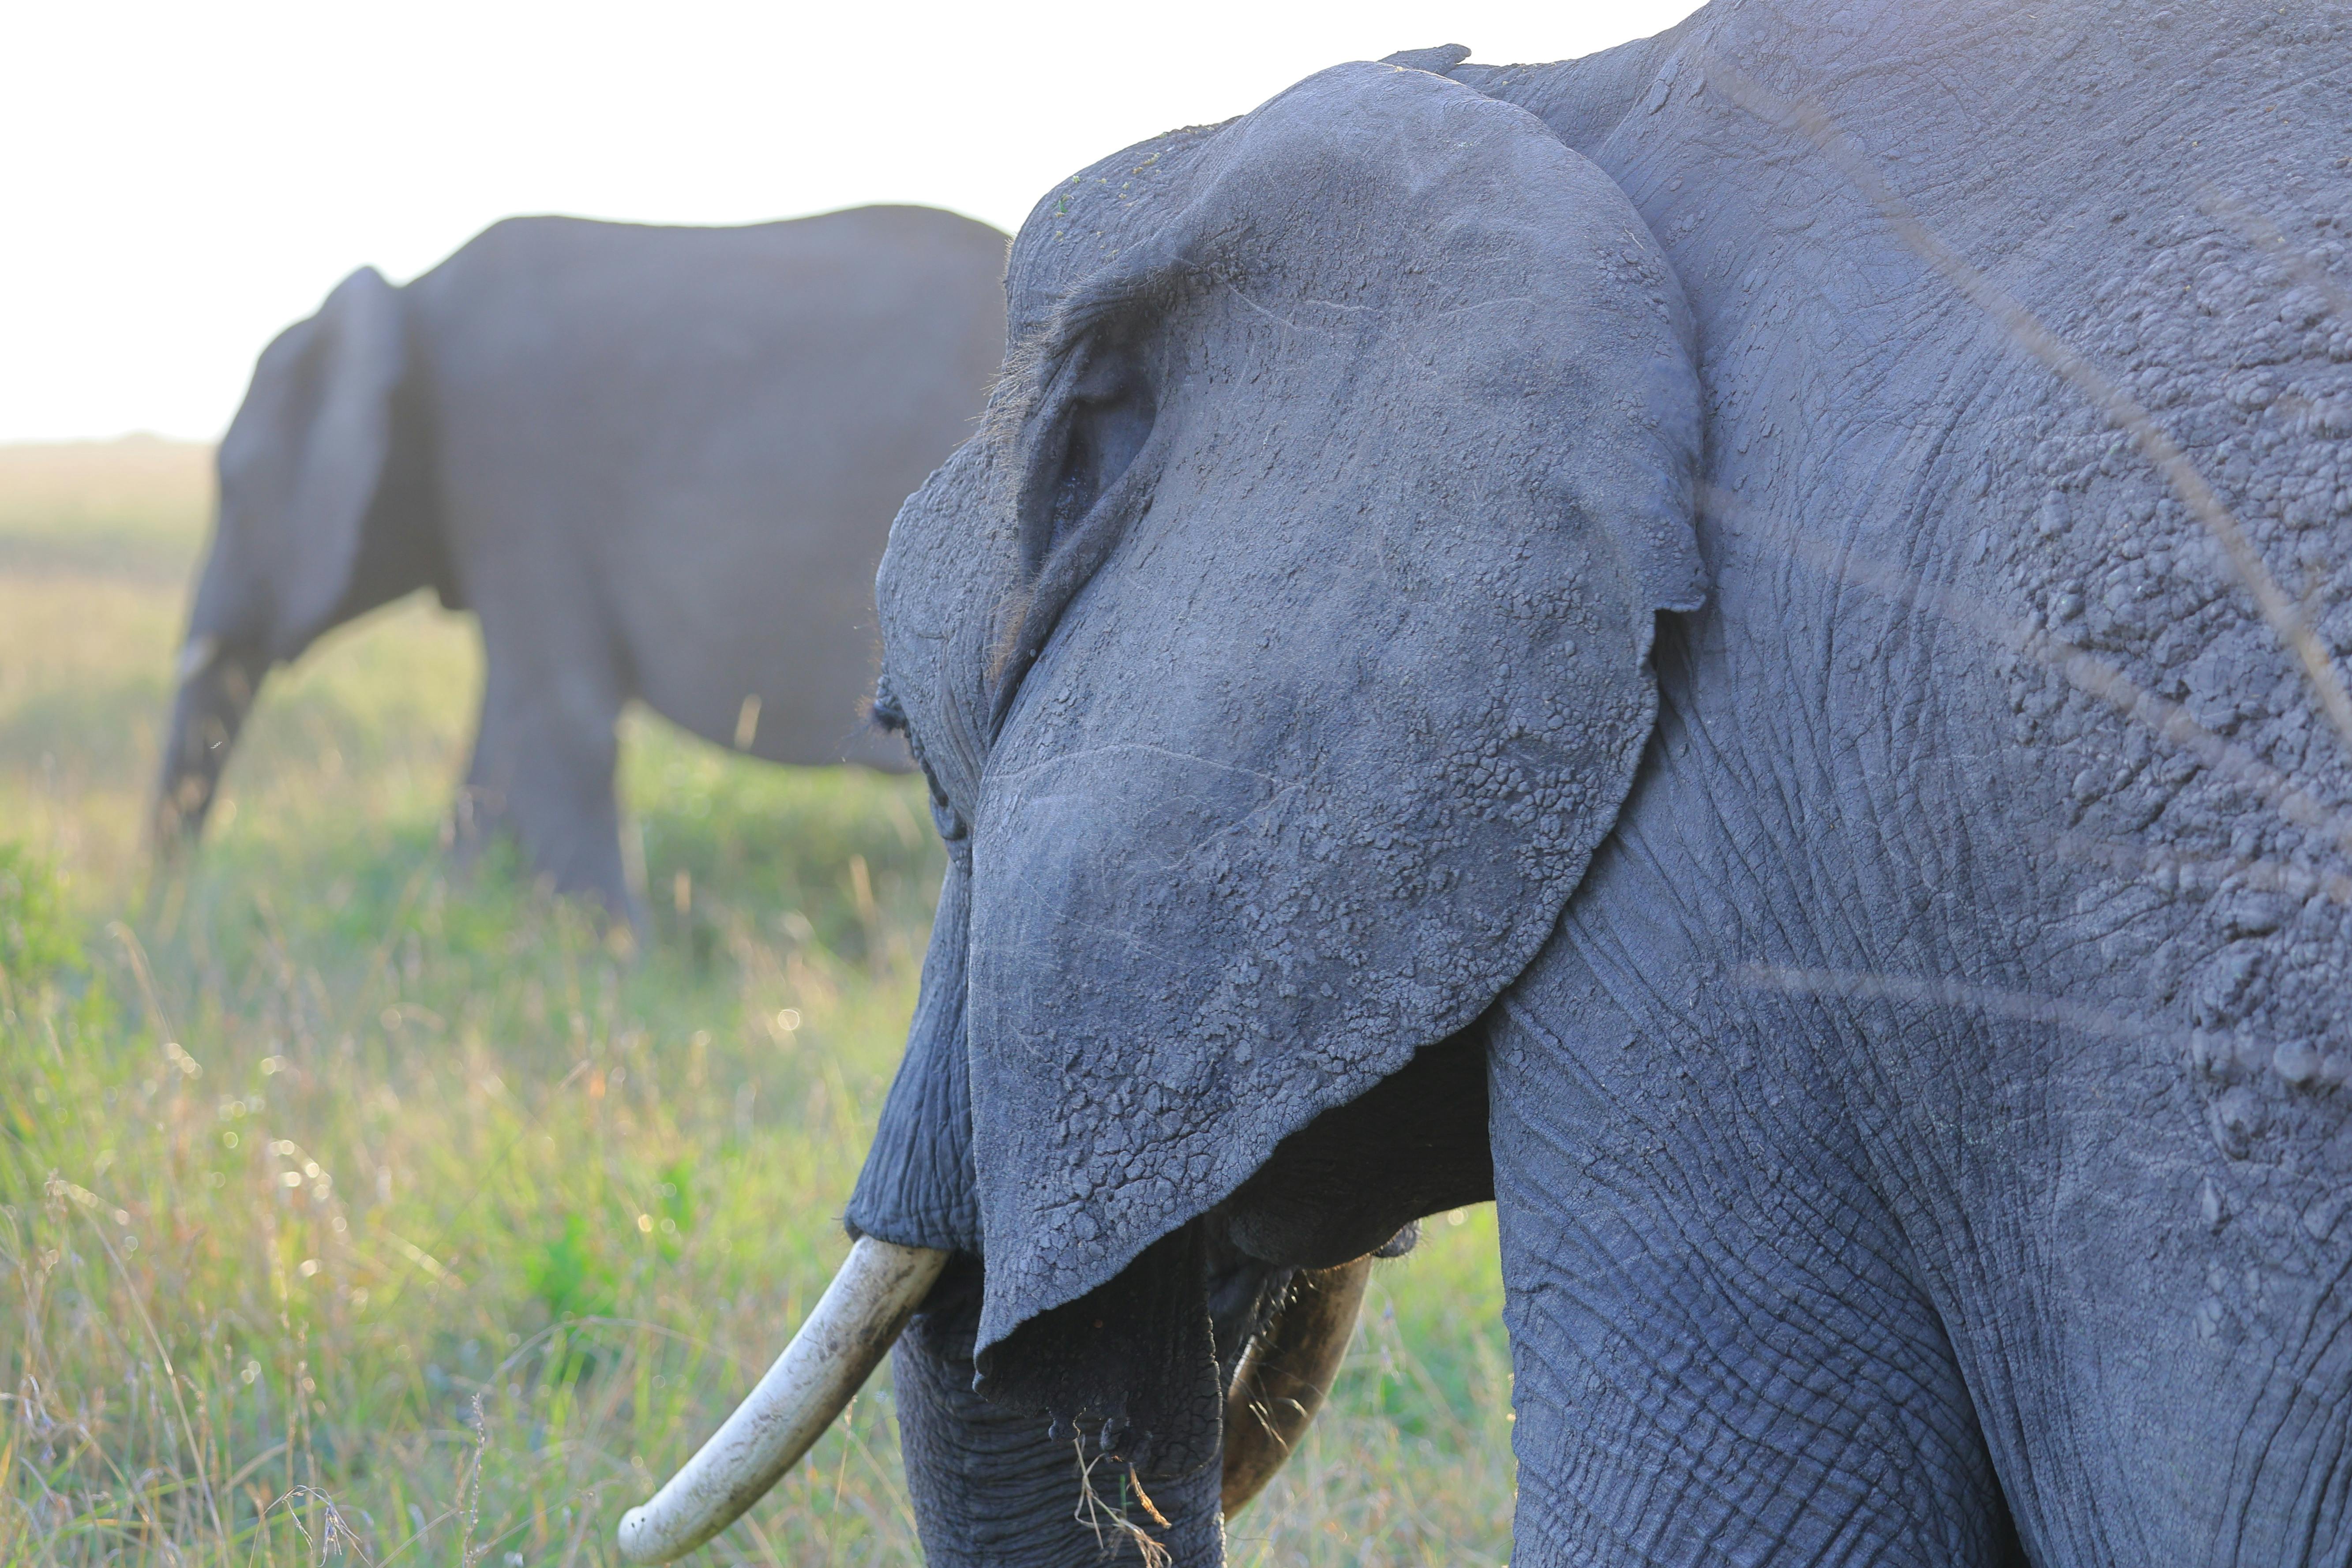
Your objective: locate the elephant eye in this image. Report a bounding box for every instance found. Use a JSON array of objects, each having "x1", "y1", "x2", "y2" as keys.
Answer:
[
  {"x1": 874, "y1": 676, "x2": 969, "y2": 844},
  {"x1": 928, "y1": 788, "x2": 968, "y2": 845},
  {"x1": 869, "y1": 680, "x2": 909, "y2": 735},
  {"x1": 1020, "y1": 344, "x2": 1156, "y2": 578}
]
